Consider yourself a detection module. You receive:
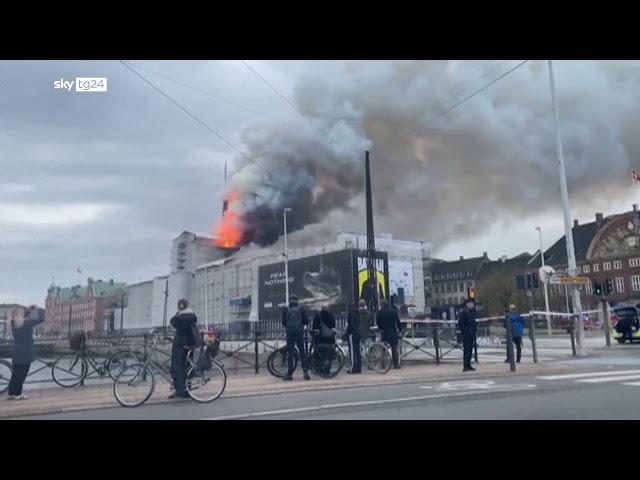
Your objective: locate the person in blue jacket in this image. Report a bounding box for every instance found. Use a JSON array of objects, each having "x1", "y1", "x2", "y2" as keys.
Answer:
[
  {"x1": 505, "y1": 304, "x2": 525, "y2": 363},
  {"x1": 7, "y1": 305, "x2": 45, "y2": 400}
]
